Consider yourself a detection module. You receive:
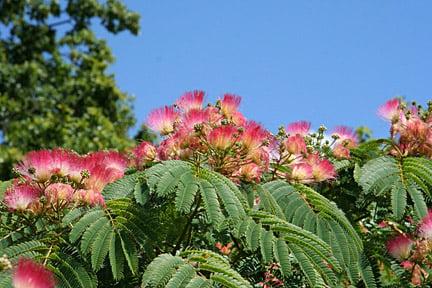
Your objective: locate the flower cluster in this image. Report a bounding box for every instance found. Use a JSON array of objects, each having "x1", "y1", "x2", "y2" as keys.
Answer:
[
  {"x1": 384, "y1": 211, "x2": 432, "y2": 286},
  {"x1": 4, "y1": 149, "x2": 128, "y2": 212},
  {"x1": 146, "y1": 91, "x2": 342, "y2": 184},
  {"x1": 379, "y1": 98, "x2": 432, "y2": 158},
  {"x1": 269, "y1": 121, "x2": 354, "y2": 183},
  {"x1": 146, "y1": 91, "x2": 272, "y2": 183}
]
